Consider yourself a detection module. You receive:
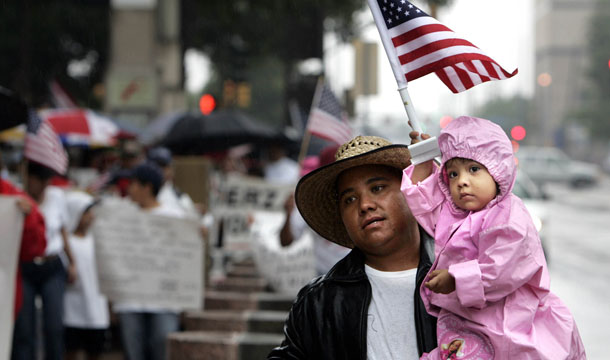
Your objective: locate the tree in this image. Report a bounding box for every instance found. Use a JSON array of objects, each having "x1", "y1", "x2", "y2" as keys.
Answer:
[
  {"x1": 0, "y1": 0, "x2": 109, "y2": 108},
  {"x1": 569, "y1": 0, "x2": 610, "y2": 139},
  {"x1": 182, "y1": 0, "x2": 365, "y2": 127}
]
